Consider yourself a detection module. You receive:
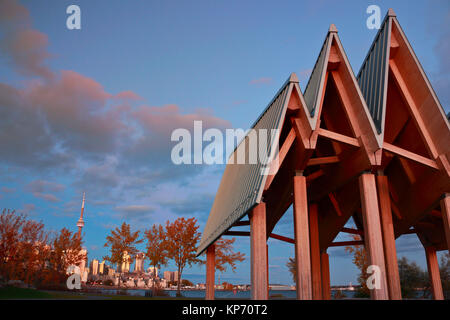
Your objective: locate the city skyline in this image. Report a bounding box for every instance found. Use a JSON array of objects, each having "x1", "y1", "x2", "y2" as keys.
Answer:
[{"x1": 1, "y1": 0, "x2": 449, "y2": 287}]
